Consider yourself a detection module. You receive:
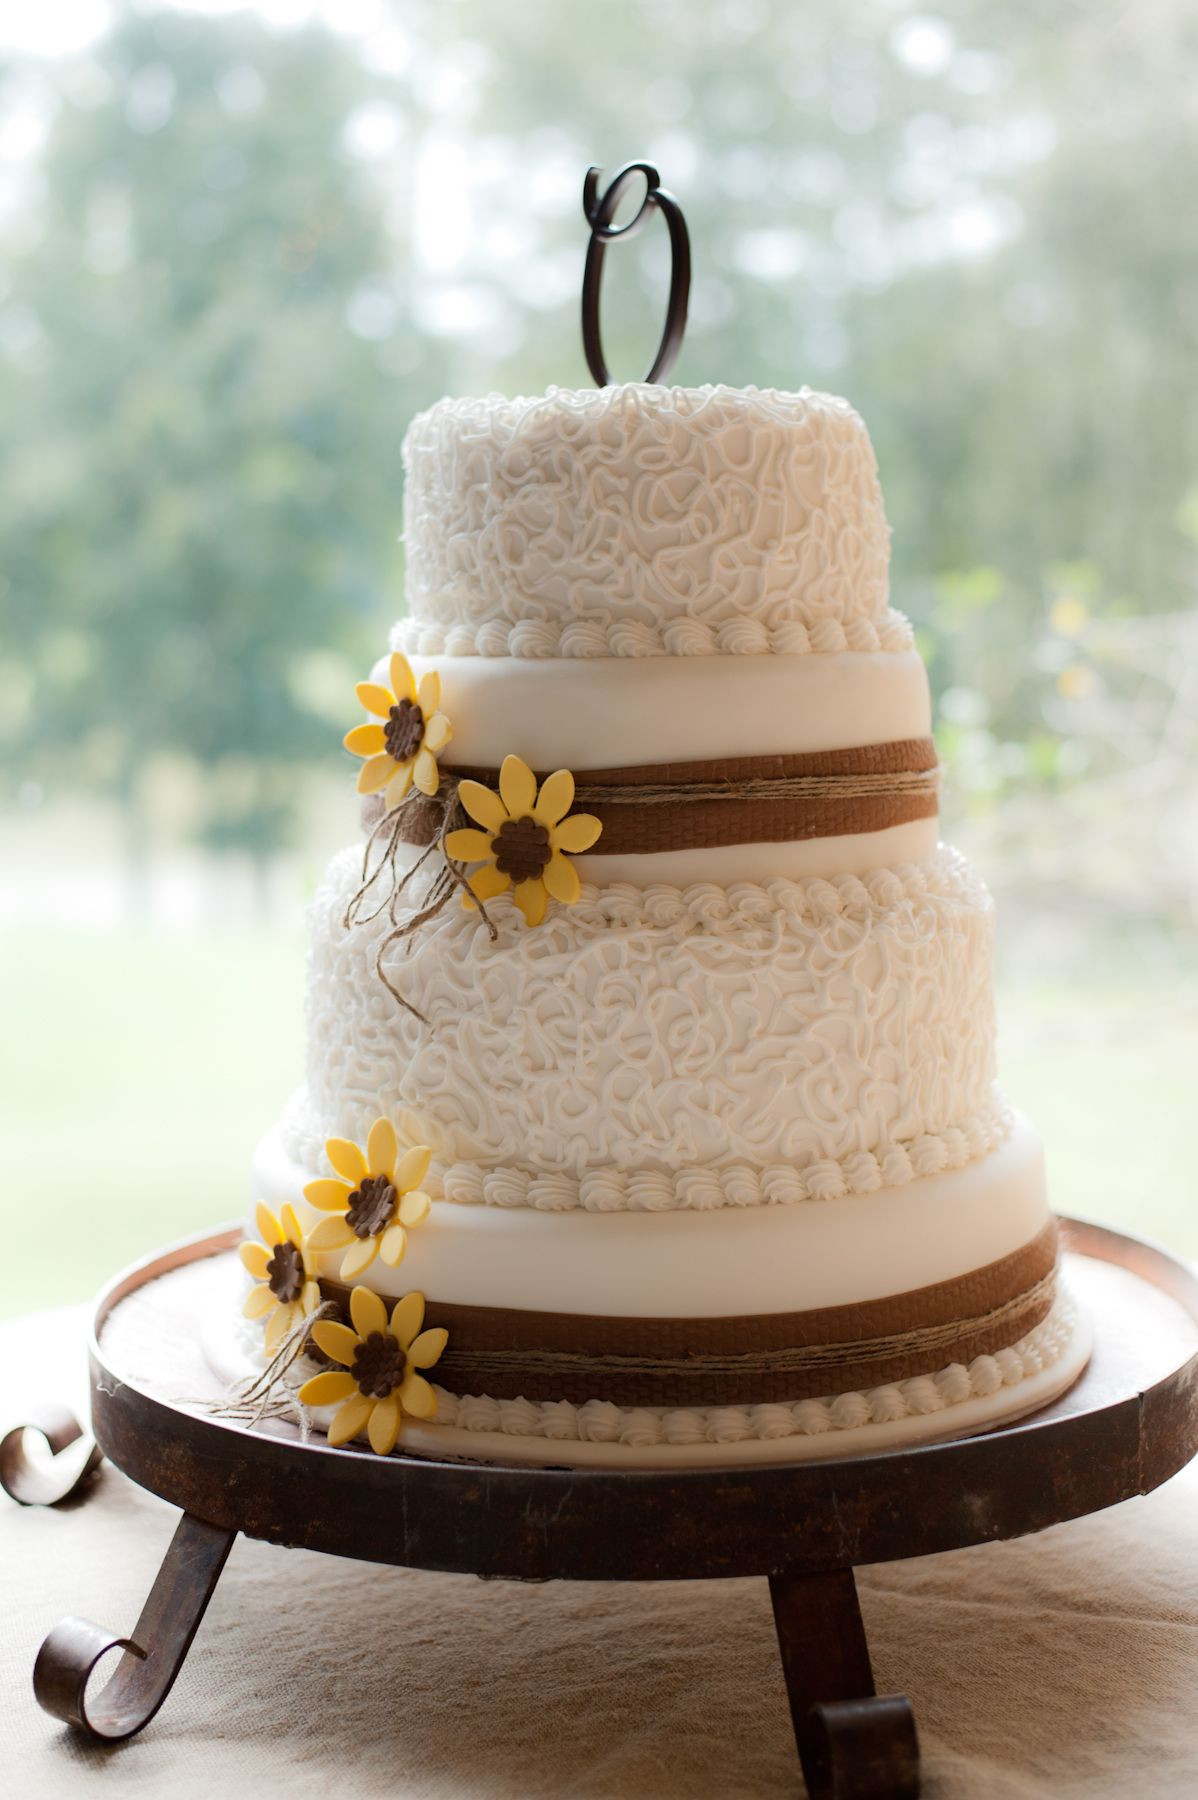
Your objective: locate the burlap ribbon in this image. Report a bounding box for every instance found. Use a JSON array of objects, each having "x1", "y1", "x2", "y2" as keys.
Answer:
[
  {"x1": 379, "y1": 738, "x2": 939, "y2": 856},
  {"x1": 318, "y1": 1220, "x2": 1057, "y2": 1407}
]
